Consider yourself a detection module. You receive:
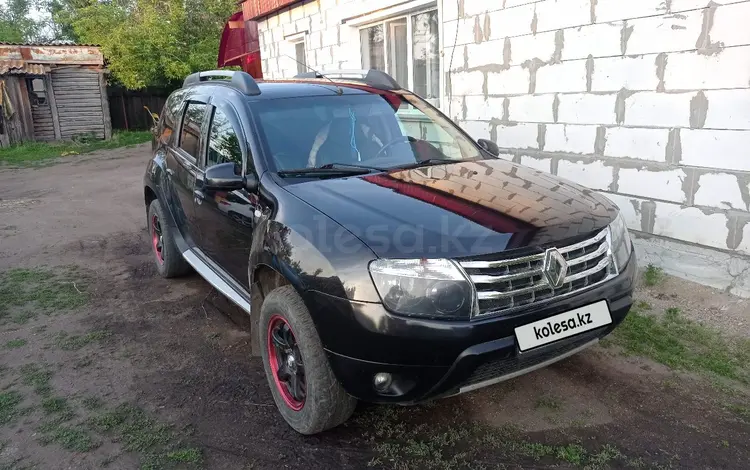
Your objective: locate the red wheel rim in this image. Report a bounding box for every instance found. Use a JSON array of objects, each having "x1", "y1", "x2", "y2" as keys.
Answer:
[
  {"x1": 151, "y1": 214, "x2": 164, "y2": 264},
  {"x1": 267, "y1": 315, "x2": 306, "y2": 411}
]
